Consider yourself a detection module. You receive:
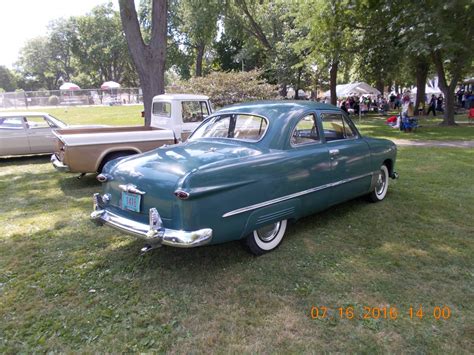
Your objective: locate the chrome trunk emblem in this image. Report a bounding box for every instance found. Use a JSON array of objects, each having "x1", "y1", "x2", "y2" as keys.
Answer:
[{"x1": 118, "y1": 184, "x2": 146, "y2": 195}]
